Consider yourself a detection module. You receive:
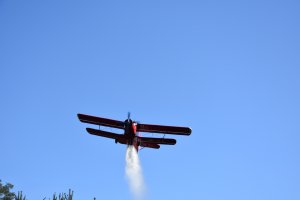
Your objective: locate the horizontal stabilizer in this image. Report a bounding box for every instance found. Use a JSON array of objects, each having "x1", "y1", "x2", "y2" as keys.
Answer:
[
  {"x1": 78, "y1": 113, "x2": 125, "y2": 129},
  {"x1": 86, "y1": 128, "x2": 127, "y2": 141},
  {"x1": 140, "y1": 142, "x2": 160, "y2": 149},
  {"x1": 137, "y1": 124, "x2": 192, "y2": 135},
  {"x1": 139, "y1": 137, "x2": 176, "y2": 145}
]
